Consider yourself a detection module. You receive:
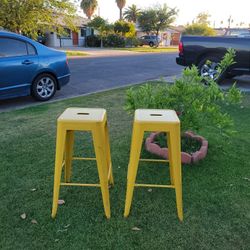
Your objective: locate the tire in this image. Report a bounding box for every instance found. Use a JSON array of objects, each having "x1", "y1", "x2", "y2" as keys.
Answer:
[
  {"x1": 225, "y1": 73, "x2": 237, "y2": 79},
  {"x1": 31, "y1": 73, "x2": 57, "y2": 101},
  {"x1": 197, "y1": 56, "x2": 224, "y2": 82},
  {"x1": 149, "y1": 41, "x2": 154, "y2": 47}
]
